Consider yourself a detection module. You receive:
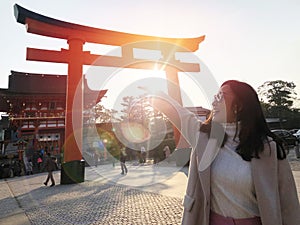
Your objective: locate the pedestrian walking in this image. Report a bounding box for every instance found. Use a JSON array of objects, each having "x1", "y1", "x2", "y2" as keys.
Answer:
[
  {"x1": 37, "y1": 156, "x2": 42, "y2": 172},
  {"x1": 14, "y1": 160, "x2": 21, "y2": 176},
  {"x1": 163, "y1": 145, "x2": 171, "y2": 163},
  {"x1": 94, "y1": 151, "x2": 99, "y2": 167},
  {"x1": 140, "y1": 145, "x2": 146, "y2": 164},
  {"x1": 120, "y1": 148, "x2": 128, "y2": 175},
  {"x1": 145, "y1": 80, "x2": 300, "y2": 225},
  {"x1": 43, "y1": 153, "x2": 56, "y2": 187},
  {"x1": 26, "y1": 158, "x2": 33, "y2": 175}
]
